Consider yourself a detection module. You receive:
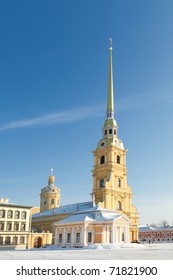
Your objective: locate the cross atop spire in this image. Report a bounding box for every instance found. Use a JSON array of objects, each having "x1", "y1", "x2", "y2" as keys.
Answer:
[
  {"x1": 50, "y1": 168, "x2": 54, "y2": 176},
  {"x1": 109, "y1": 37, "x2": 113, "y2": 49}
]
